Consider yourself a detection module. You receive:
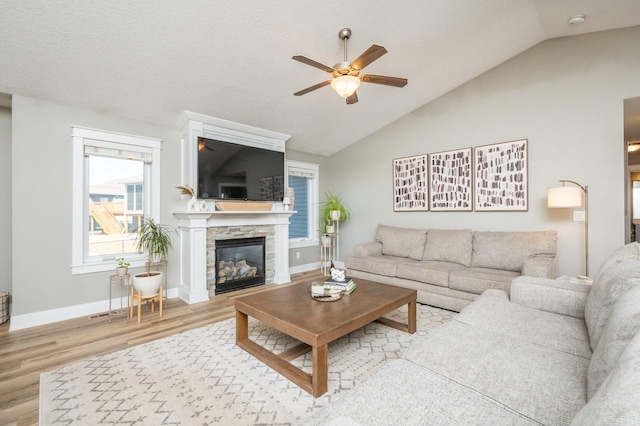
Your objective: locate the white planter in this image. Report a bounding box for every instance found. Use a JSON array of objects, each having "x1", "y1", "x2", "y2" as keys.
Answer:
[
  {"x1": 321, "y1": 235, "x2": 332, "y2": 247},
  {"x1": 330, "y1": 210, "x2": 341, "y2": 221},
  {"x1": 116, "y1": 266, "x2": 128, "y2": 277},
  {"x1": 133, "y1": 271, "x2": 163, "y2": 297},
  {"x1": 326, "y1": 225, "x2": 335, "y2": 234}
]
